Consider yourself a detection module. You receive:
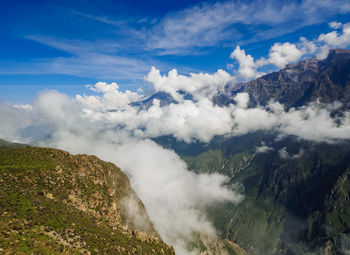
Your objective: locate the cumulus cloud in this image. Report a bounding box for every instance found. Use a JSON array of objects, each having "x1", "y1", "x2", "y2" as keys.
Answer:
[
  {"x1": 72, "y1": 80, "x2": 350, "y2": 145},
  {"x1": 257, "y1": 42, "x2": 304, "y2": 68},
  {"x1": 318, "y1": 22, "x2": 350, "y2": 48},
  {"x1": 2, "y1": 79, "x2": 350, "y2": 148},
  {"x1": 231, "y1": 38, "x2": 317, "y2": 80},
  {"x1": 145, "y1": 67, "x2": 233, "y2": 101},
  {"x1": 230, "y1": 22, "x2": 350, "y2": 80},
  {"x1": 230, "y1": 46, "x2": 264, "y2": 80},
  {"x1": 76, "y1": 82, "x2": 142, "y2": 111}
]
